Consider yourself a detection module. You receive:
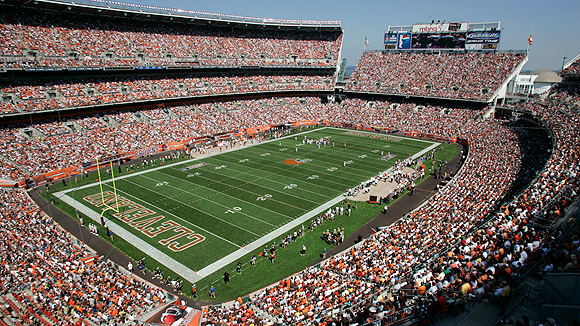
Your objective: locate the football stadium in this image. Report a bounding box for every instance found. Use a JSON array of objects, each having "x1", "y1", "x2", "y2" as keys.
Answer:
[{"x1": 0, "y1": 0, "x2": 579, "y2": 325}]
